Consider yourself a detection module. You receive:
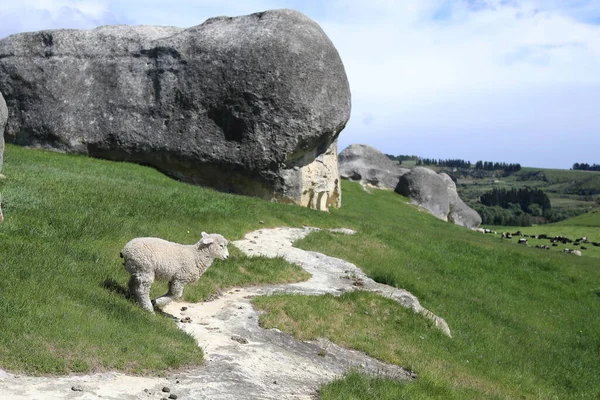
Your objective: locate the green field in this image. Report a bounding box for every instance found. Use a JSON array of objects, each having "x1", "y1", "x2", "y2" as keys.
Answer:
[
  {"x1": 483, "y1": 209, "x2": 600, "y2": 259},
  {"x1": 1, "y1": 144, "x2": 599, "y2": 398},
  {"x1": 554, "y1": 209, "x2": 600, "y2": 227}
]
